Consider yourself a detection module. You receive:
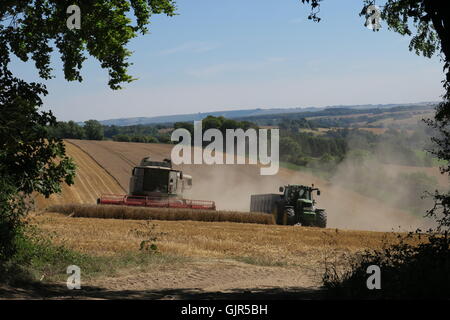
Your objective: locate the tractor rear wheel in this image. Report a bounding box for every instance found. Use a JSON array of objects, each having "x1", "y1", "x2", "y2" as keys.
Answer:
[{"x1": 315, "y1": 210, "x2": 327, "y2": 228}]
